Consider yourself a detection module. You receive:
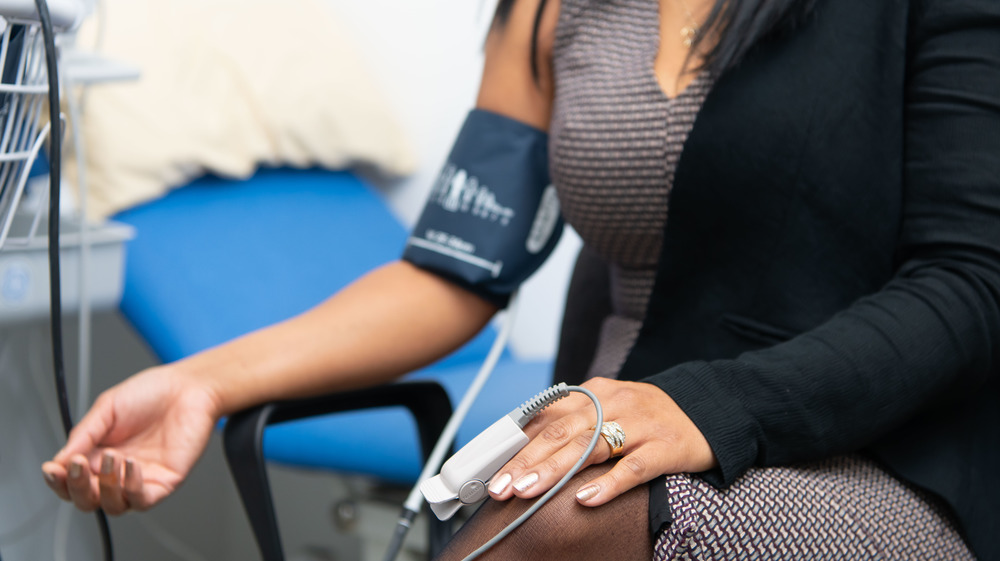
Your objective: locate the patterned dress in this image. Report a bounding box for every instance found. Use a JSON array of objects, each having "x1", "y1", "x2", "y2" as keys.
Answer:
[{"x1": 547, "y1": 0, "x2": 975, "y2": 558}]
